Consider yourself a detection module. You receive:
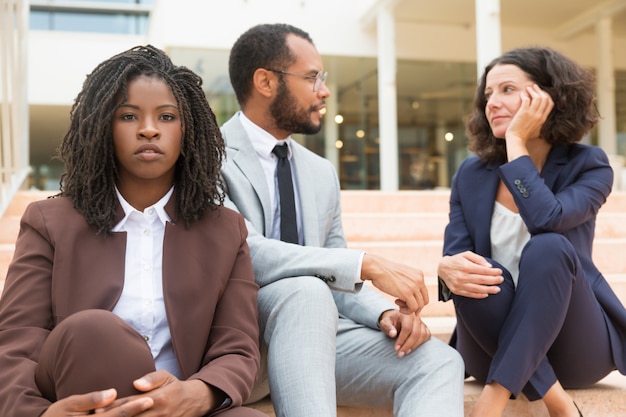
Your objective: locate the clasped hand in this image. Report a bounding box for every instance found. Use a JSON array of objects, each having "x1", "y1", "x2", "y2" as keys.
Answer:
[
  {"x1": 438, "y1": 251, "x2": 504, "y2": 298},
  {"x1": 41, "y1": 370, "x2": 213, "y2": 417}
]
